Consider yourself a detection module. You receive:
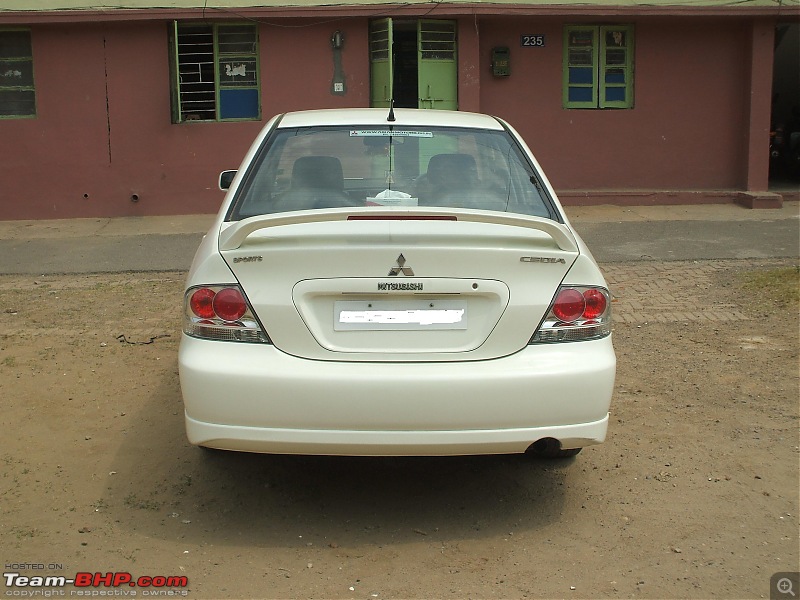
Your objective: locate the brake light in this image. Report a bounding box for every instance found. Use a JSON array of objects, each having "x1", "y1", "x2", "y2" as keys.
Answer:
[
  {"x1": 552, "y1": 289, "x2": 585, "y2": 322},
  {"x1": 530, "y1": 285, "x2": 611, "y2": 344},
  {"x1": 190, "y1": 288, "x2": 216, "y2": 319},
  {"x1": 183, "y1": 285, "x2": 269, "y2": 343},
  {"x1": 582, "y1": 288, "x2": 607, "y2": 320},
  {"x1": 213, "y1": 288, "x2": 247, "y2": 322},
  {"x1": 347, "y1": 215, "x2": 457, "y2": 221}
]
